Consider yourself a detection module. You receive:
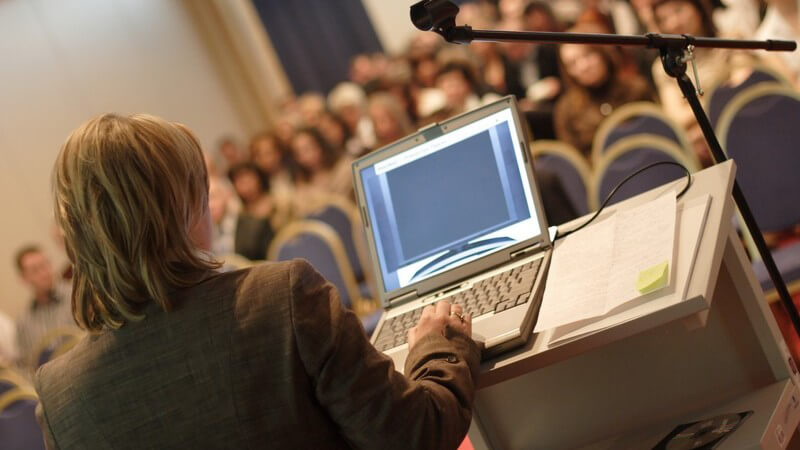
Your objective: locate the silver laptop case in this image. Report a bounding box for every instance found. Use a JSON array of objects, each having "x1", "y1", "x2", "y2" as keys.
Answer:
[{"x1": 352, "y1": 96, "x2": 552, "y2": 367}]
